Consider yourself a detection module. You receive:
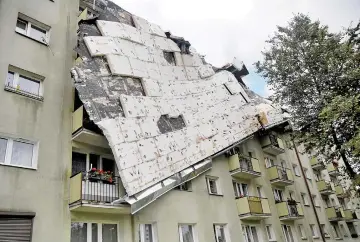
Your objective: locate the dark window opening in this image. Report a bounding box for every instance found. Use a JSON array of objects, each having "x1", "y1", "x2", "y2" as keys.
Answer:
[
  {"x1": 163, "y1": 51, "x2": 176, "y2": 65},
  {"x1": 157, "y1": 115, "x2": 186, "y2": 134},
  {"x1": 72, "y1": 152, "x2": 87, "y2": 176}
]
